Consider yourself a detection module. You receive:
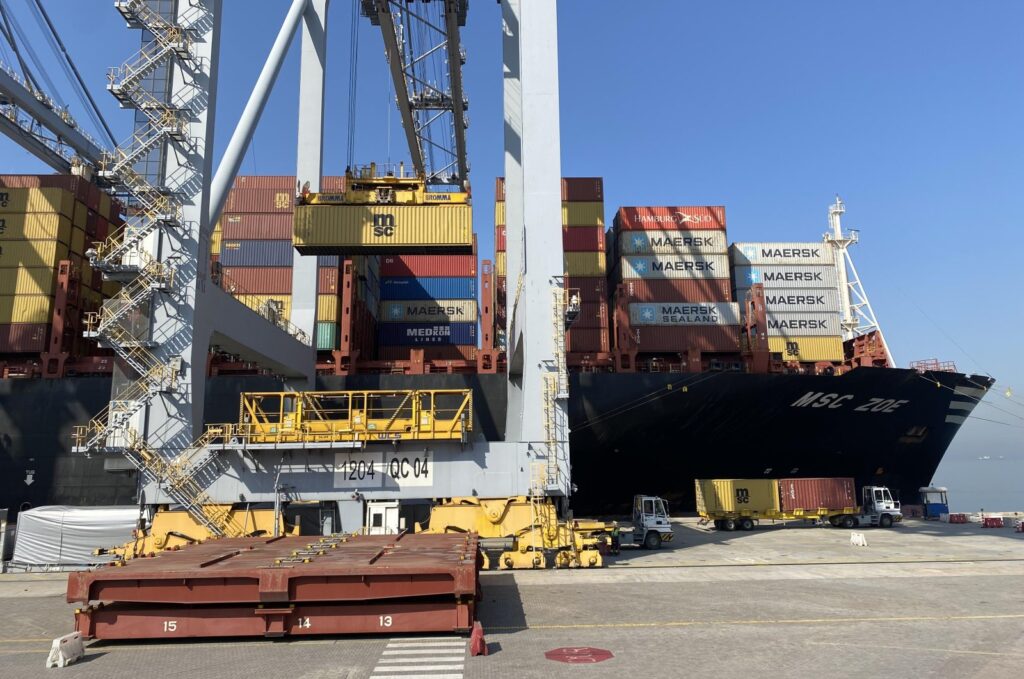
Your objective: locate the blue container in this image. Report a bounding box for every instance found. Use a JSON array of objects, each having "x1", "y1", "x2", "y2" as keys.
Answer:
[
  {"x1": 379, "y1": 322, "x2": 477, "y2": 346},
  {"x1": 220, "y1": 240, "x2": 294, "y2": 267},
  {"x1": 380, "y1": 276, "x2": 477, "y2": 301},
  {"x1": 317, "y1": 255, "x2": 340, "y2": 267}
]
